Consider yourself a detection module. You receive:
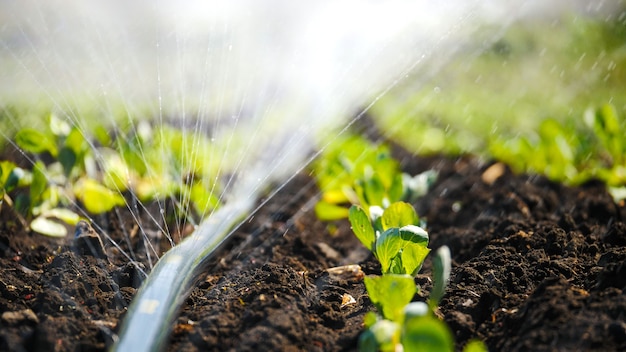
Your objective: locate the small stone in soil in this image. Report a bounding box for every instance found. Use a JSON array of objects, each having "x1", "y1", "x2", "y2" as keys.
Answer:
[{"x1": 1, "y1": 309, "x2": 39, "y2": 325}]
